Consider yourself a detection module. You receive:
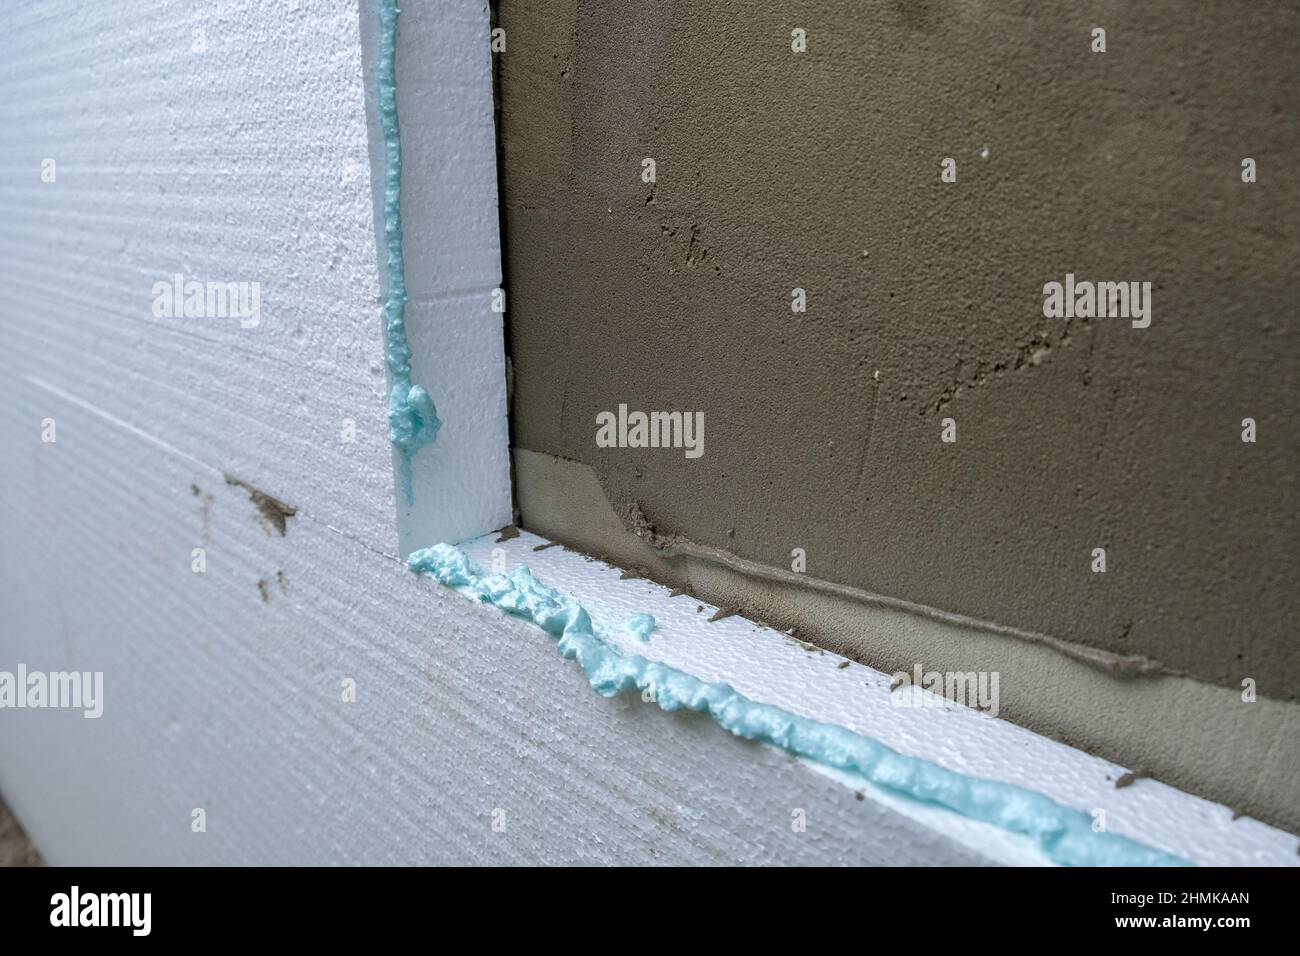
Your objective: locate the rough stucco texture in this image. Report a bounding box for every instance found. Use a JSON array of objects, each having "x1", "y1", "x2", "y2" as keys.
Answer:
[{"x1": 498, "y1": 0, "x2": 1300, "y2": 697}]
